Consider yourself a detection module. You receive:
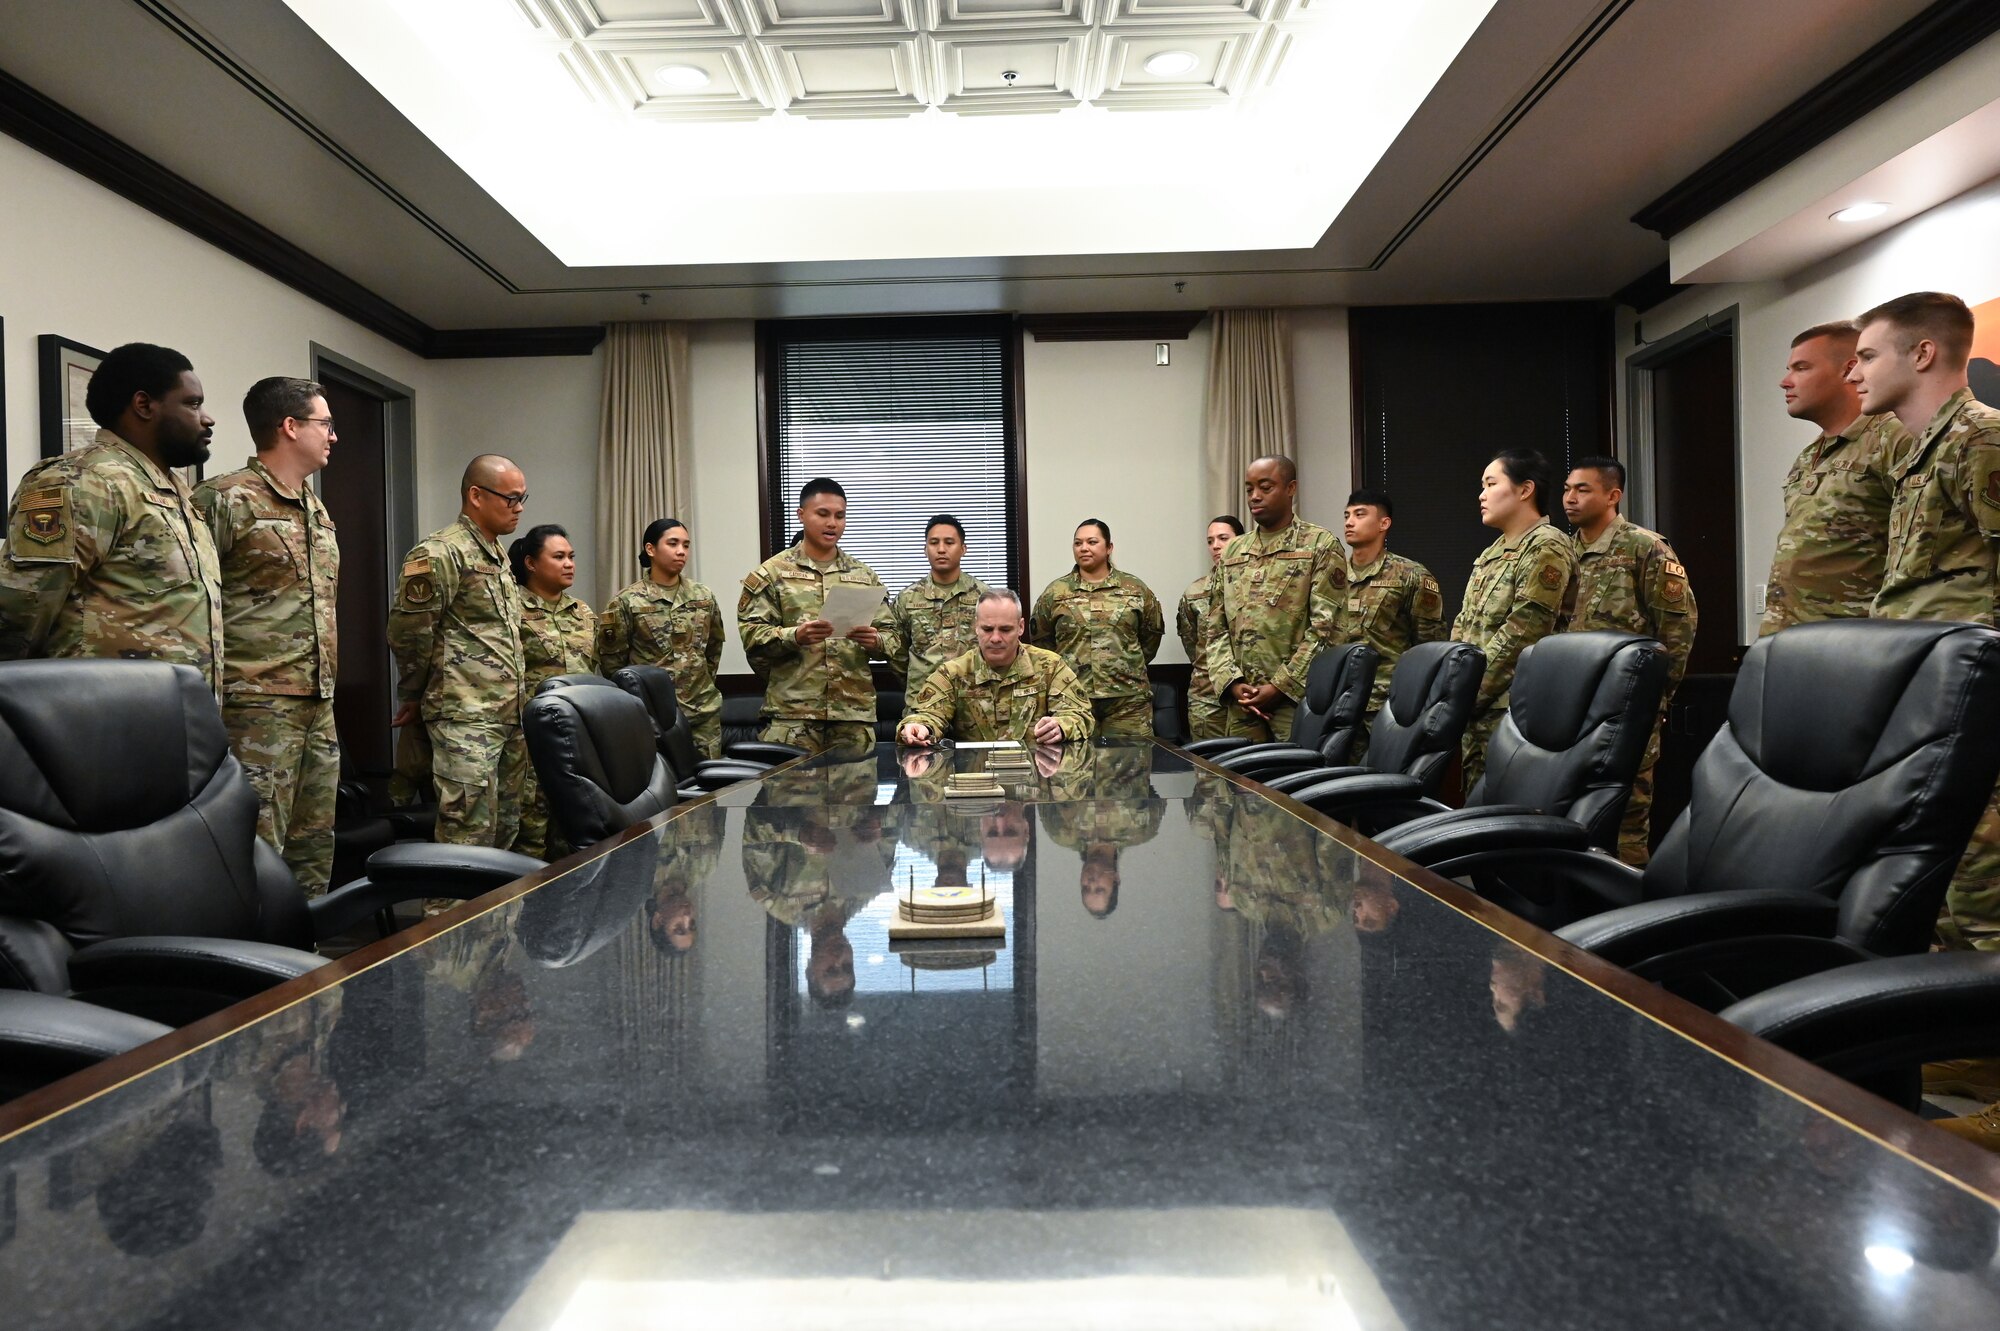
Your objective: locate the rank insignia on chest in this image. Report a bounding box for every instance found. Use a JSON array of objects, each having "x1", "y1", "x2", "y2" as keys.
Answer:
[
  {"x1": 1538, "y1": 564, "x2": 1562, "y2": 589},
  {"x1": 21, "y1": 507, "x2": 64, "y2": 544}
]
